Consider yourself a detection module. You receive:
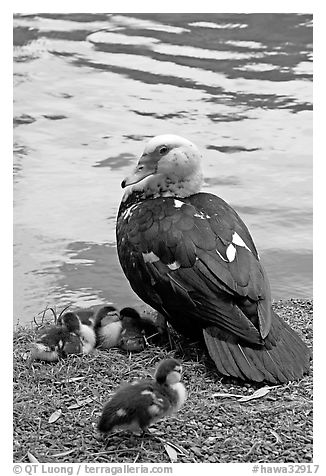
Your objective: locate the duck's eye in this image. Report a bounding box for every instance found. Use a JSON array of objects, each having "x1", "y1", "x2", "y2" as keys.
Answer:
[
  {"x1": 137, "y1": 165, "x2": 144, "y2": 171},
  {"x1": 159, "y1": 146, "x2": 168, "y2": 155}
]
